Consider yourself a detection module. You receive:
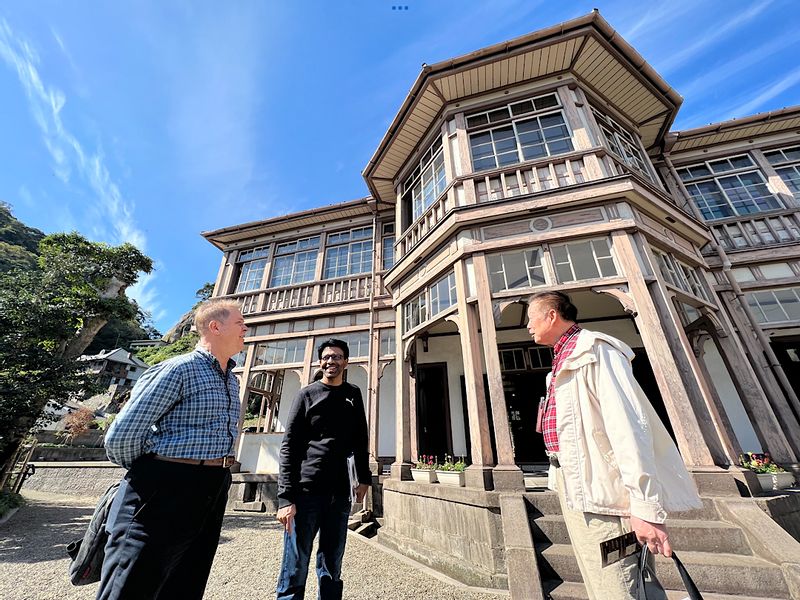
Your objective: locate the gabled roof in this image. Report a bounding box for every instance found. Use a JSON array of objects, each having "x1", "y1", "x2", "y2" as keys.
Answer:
[
  {"x1": 79, "y1": 348, "x2": 149, "y2": 369},
  {"x1": 363, "y1": 10, "x2": 682, "y2": 204},
  {"x1": 667, "y1": 106, "x2": 800, "y2": 153},
  {"x1": 202, "y1": 196, "x2": 390, "y2": 249}
]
